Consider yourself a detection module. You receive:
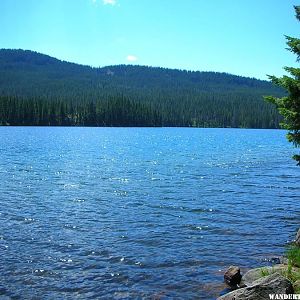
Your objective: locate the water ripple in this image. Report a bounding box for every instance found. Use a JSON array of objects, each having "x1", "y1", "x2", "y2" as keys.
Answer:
[{"x1": 0, "y1": 127, "x2": 299, "y2": 299}]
